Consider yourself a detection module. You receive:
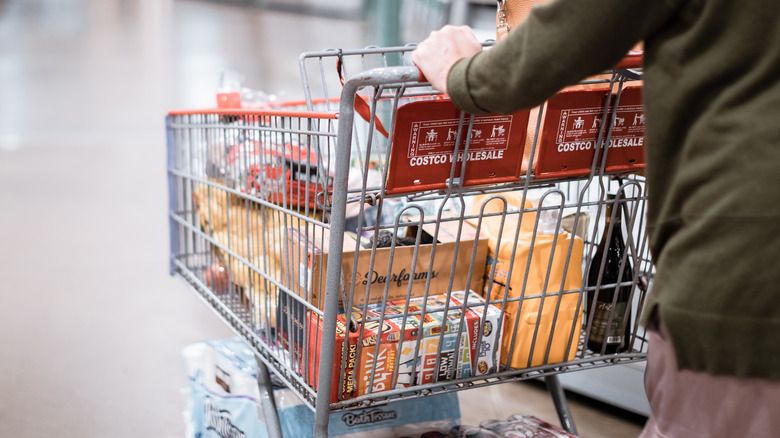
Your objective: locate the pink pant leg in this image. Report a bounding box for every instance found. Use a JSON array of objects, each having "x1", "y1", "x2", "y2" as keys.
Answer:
[{"x1": 639, "y1": 325, "x2": 780, "y2": 438}]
